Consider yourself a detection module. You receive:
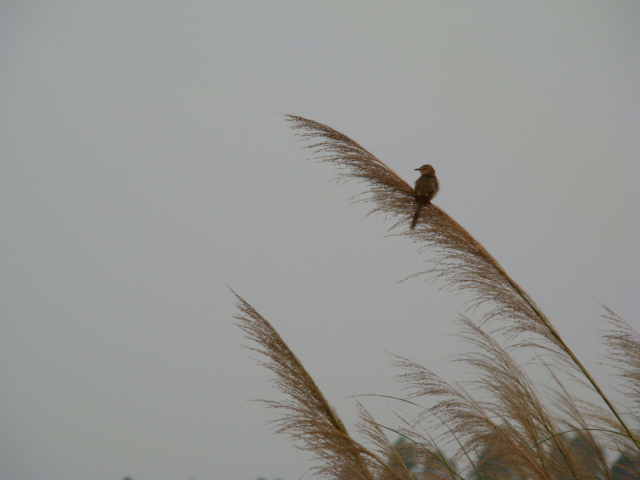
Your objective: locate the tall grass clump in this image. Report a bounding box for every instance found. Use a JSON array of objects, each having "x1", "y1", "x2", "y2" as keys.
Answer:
[{"x1": 232, "y1": 115, "x2": 639, "y2": 479}]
